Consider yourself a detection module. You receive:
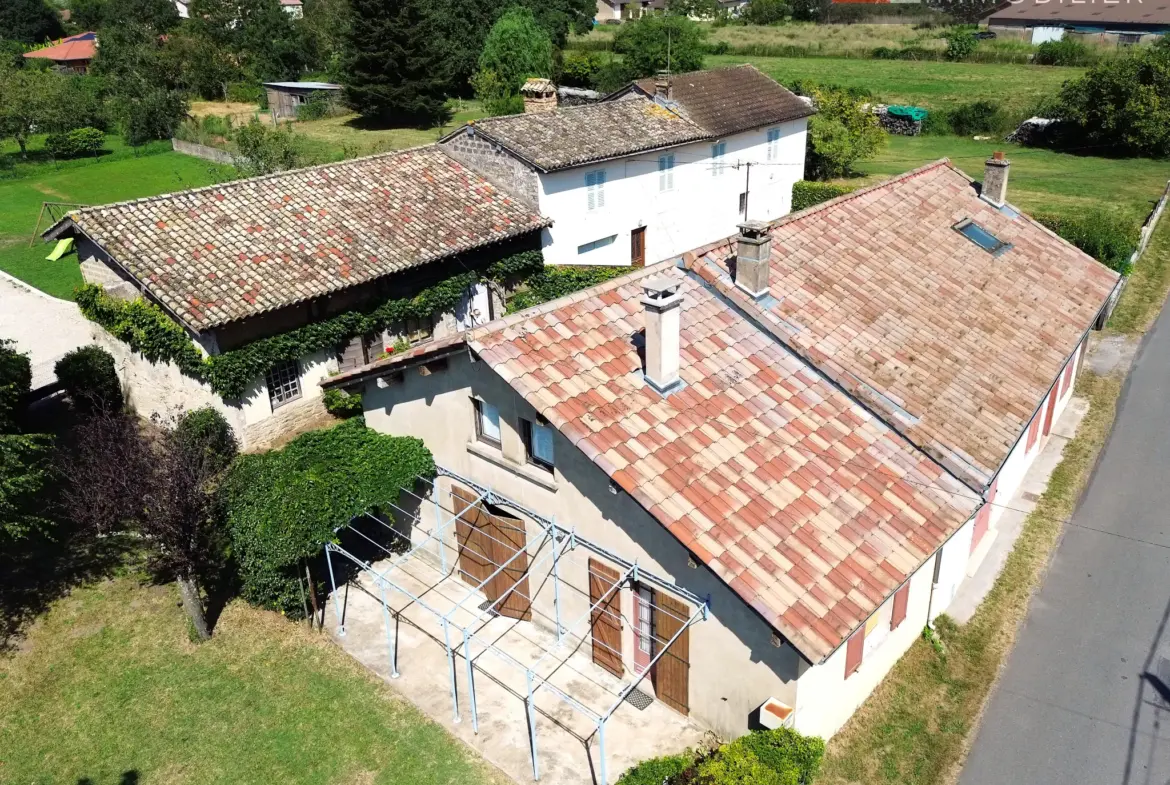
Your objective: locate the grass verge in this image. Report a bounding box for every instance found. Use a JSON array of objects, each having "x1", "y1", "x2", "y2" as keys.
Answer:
[
  {"x1": 0, "y1": 573, "x2": 508, "y2": 785},
  {"x1": 1105, "y1": 207, "x2": 1170, "y2": 335},
  {"x1": 816, "y1": 369, "x2": 1121, "y2": 785}
]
